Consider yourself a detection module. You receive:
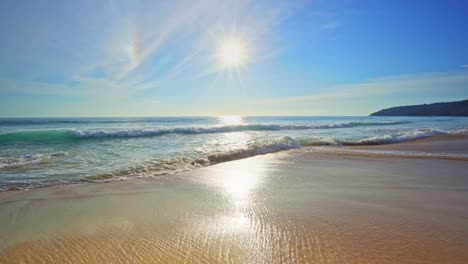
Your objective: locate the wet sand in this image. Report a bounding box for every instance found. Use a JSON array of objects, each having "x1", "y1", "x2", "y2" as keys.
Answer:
[{"x1": 0, "y1": 136, "x2": 467, "y2": 263}]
